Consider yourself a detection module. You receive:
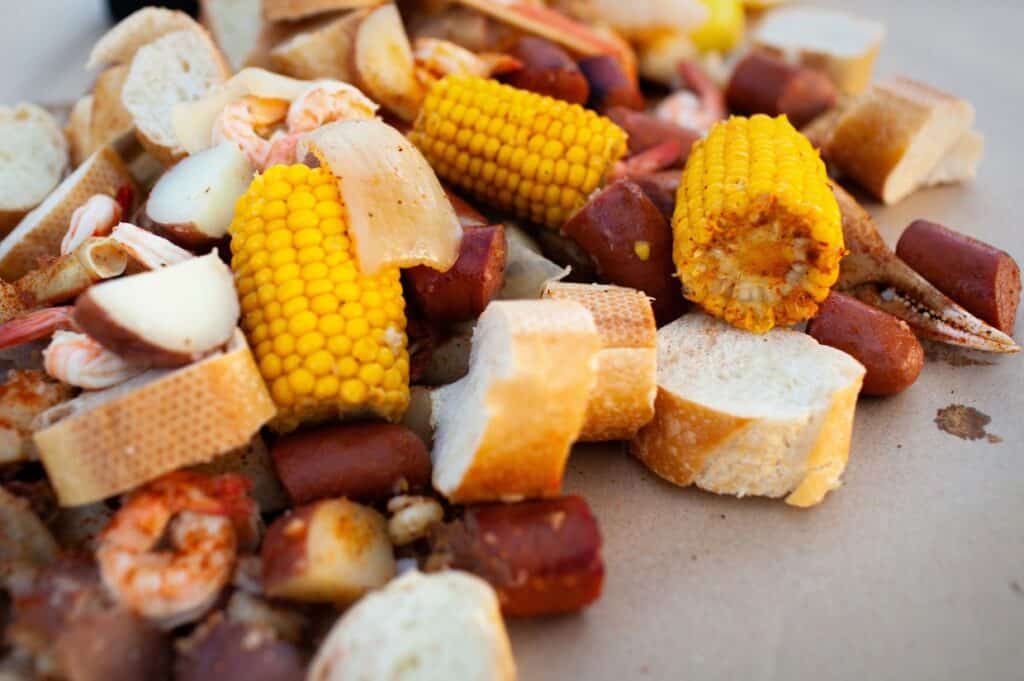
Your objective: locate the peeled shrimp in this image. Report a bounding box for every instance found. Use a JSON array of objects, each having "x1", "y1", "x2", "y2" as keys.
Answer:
[
  {"x1": 286, "y1": 83, "x2": 379, "y2": 135},
  {"x1": 412, "y1": 37, "x2": 522, "y2": 88},
  {"x1": 213, "y1": 96, "x2": 292, "y2": 171},
  {"x1": 654, "y1": 61, "x2": 726, "y2": 134},
  {"x1": 61, "y1": 194, "x2": 123, "y2": 255},
  {"x1": 96, "y1": 472, "x2": 255, "y2": 629},
  {"x1": 43, "y1": 330, "x2": 147, "y2": 389}
]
